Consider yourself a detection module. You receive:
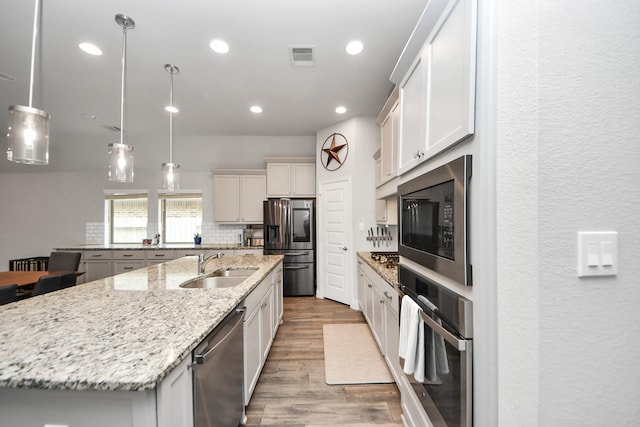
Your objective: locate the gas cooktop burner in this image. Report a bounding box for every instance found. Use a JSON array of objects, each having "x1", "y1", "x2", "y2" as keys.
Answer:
[{"x1": 370, "y1": 252, "x2": 399, "y2": 268}]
